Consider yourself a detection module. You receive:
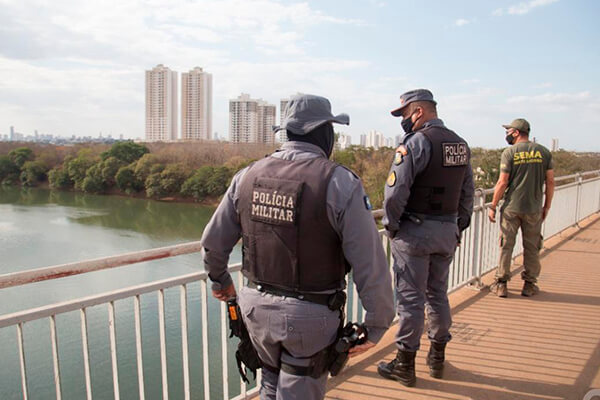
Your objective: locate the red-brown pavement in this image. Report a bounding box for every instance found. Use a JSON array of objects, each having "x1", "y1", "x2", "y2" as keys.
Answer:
[{"x1": 325, "y1": 214, "x2": 600, "y2": 400}]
